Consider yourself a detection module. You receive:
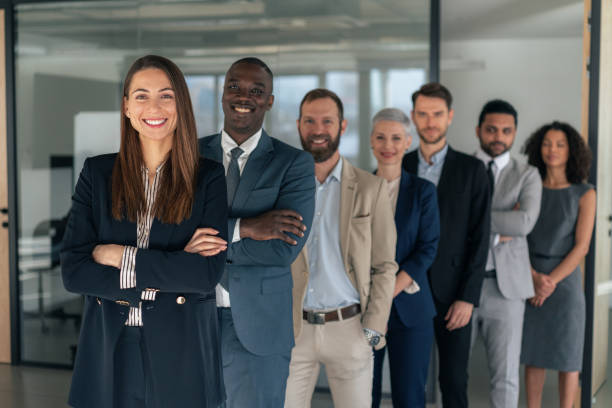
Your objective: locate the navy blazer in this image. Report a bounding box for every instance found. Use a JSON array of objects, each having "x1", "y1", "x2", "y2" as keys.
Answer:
[
  {"x1": 61, "y1": 154, "x2": 228, "y2": 408},
  {"x1": 392, "y1": 170, "x2": 439, "y2": 327},
  {"x1": 199, "y1": 131, "x2": 315, "y2": 356}
]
